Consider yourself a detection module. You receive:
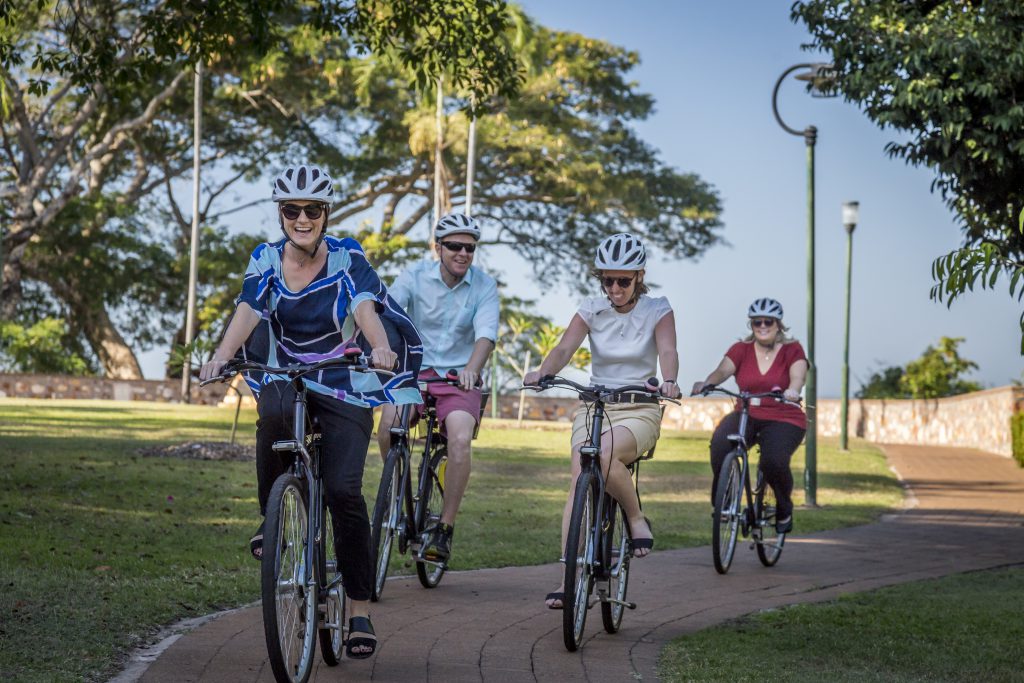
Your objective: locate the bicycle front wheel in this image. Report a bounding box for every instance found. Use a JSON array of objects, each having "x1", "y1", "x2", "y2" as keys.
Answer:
[
  {"x1": 317, "y1": 506, "x2": 344, "y2": 665},
  {"x1": 370, "y1": 447, "x2": 403, "y2": 601},
  {"x1": 262, "y1": 475, "x2": 317, "y2": 683},
  {"x1": 414, "y1": 444, "x2": 447, "y2": 589},
  {"x1": 754, "y1": 470, "x2": 785, "y2": 567},
  {"x1": 600, "y1": 497, "x2": 630, "y2": 634},
  {"x1": 712, "y1": 449, "x2": 743, "y2": 575},
  {"x1": 563, "y1": 470, "x2": 597, "y2": 651}
]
